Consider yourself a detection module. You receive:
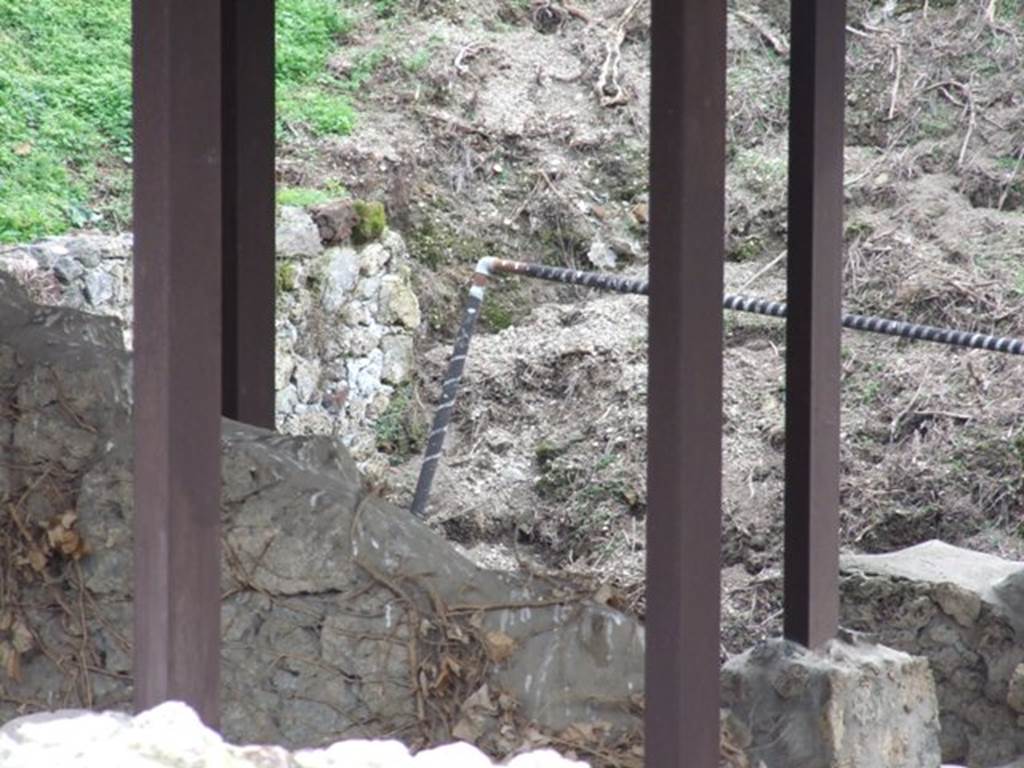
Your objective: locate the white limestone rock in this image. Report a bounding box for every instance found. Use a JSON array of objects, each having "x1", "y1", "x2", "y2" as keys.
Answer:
[
  {"x1": 323, "y1": 246, "x2": 360, "y2": 311},
  {"x1": 0, "y1": 702, "x2": 589, "y2": 768},
  {"x1": 842, "y1": 541, "x2": 1024, "y2": 766},
  {"x1": 378, "y1": 275, "x2": 421, "y2": 328},
  {"x1": 381, "y1": 334, "x2": 415, "y2": 385},
  {"x1": 359, "y1": 242, "x2": 392, "y2": 276},
  {"x1": 277, "y1": 206, "x2": 323, "y2": 259},
  {"x1": 722, "y1": 636, "x2": 941, "y2": 768}
]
